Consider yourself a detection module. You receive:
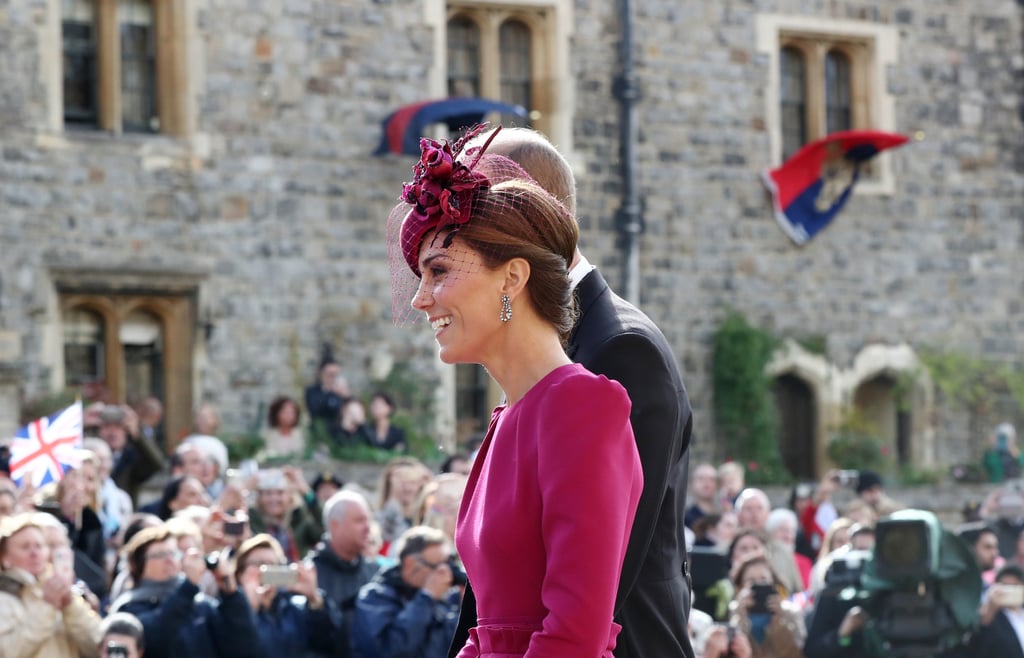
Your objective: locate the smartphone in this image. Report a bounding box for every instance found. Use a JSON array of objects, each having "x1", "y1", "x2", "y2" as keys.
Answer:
[
  {"x1": 223, "y1": 519, "x2": 245, "y2": 536},
  {"x1": 259, "y1": 564, "x2": 298, "y2": 587},
  {"x1": 750, "y1": 583, "x2": 775, "y2": 613},
  {"x1": 836, "y1": 469, "x2": 860, "y2": 487},
  {"x1": 993, "y1": 583, "x2": 1024, "y2": 608}
]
